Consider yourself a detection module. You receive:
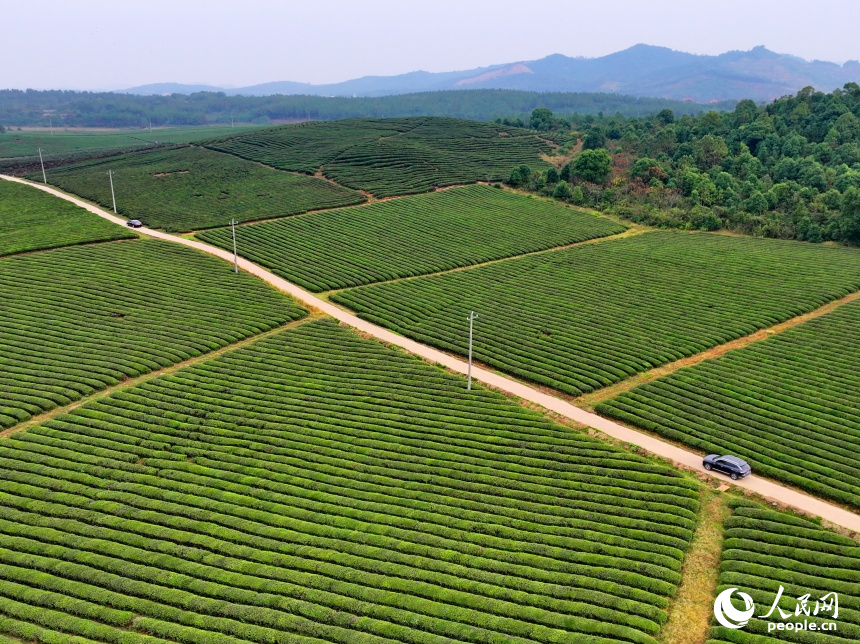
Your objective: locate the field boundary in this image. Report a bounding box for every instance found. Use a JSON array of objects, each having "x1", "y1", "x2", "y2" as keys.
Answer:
[
  {"x1": 0, "y1": 314, "x2": 318, "y2": 440},
  {"x1": 322, "y1": 224, "x2": 648, "y2": 295},
  {"x1": 657, "y1": 489, "x2": 731, "y2": 644},
  {"x1": 576, "y1": 289, "x2": 860, "y2": 409},
  {"x1": 3, "y1": 173, "x2": 859, "y2": 534}
]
